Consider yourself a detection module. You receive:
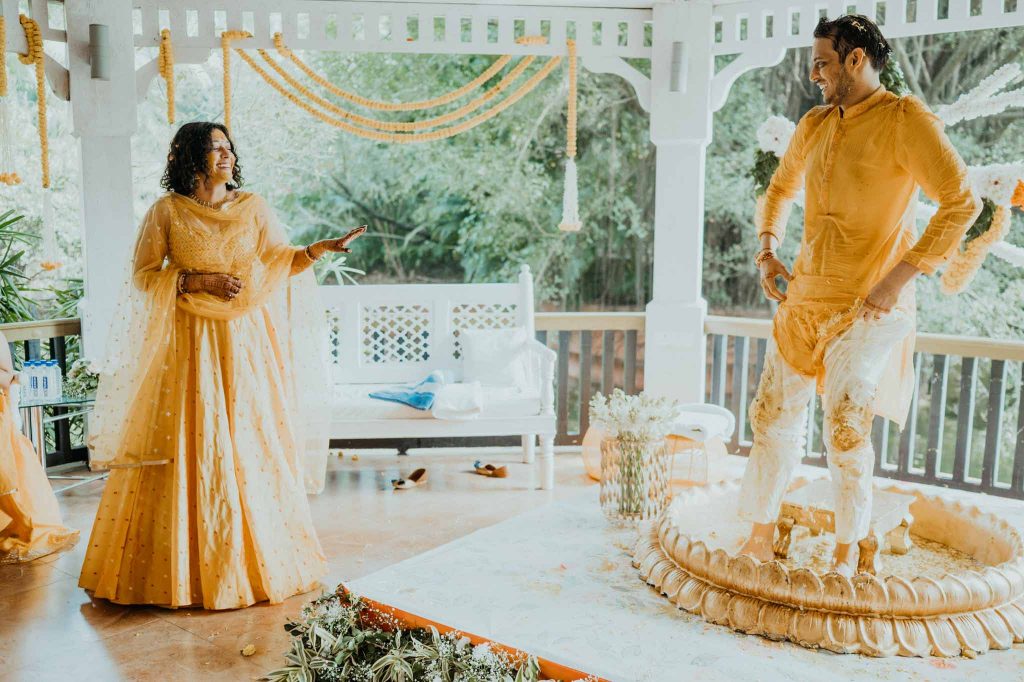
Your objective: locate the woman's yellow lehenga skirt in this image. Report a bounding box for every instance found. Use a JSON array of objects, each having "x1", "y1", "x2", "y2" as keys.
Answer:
[
  {"x1": 78, "y1": 307, "x2": 326, "y2": 609},
  {"x1": 0, "y1": 392, "x2": 79, "y2": 564}
]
